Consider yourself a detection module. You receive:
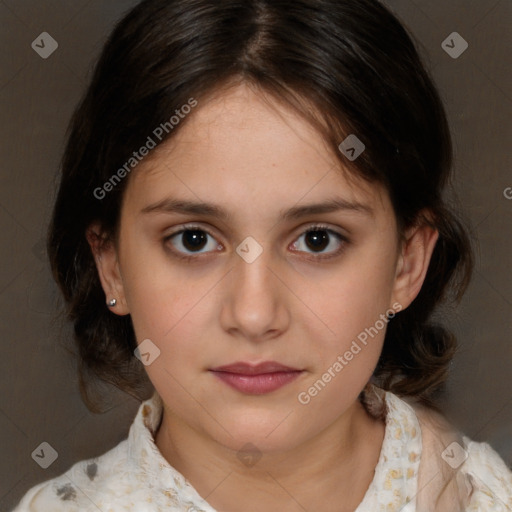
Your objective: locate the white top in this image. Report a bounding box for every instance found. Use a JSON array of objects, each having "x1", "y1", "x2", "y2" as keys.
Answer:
[{"x1": 12, "y1": 387, "x2": 512, "y2": 511}]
